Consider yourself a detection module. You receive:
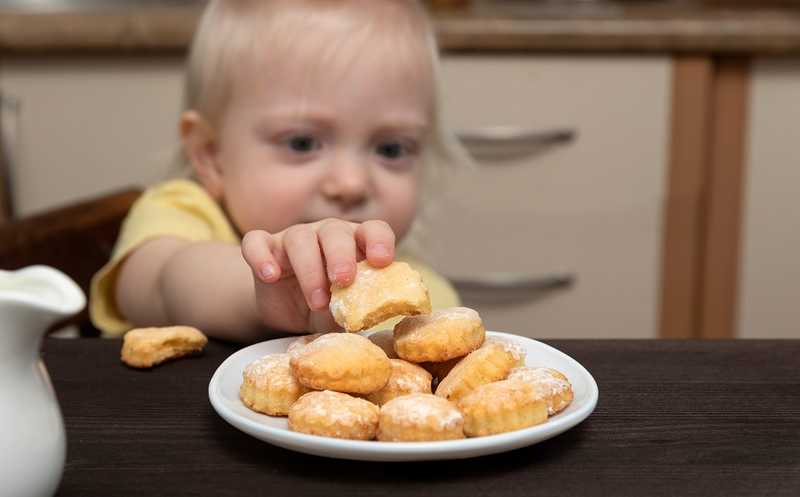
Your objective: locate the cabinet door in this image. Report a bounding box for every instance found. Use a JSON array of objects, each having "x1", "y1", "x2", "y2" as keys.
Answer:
[
  {"x1": 738, "y1": 58, "x2": 800, "y2": 338},
  {"x1": 421, "y1": 55, "x2": 671, "y2": 338},
  {"x1": 0, "y1": 56, "x2": 184, "y2": 216}
]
